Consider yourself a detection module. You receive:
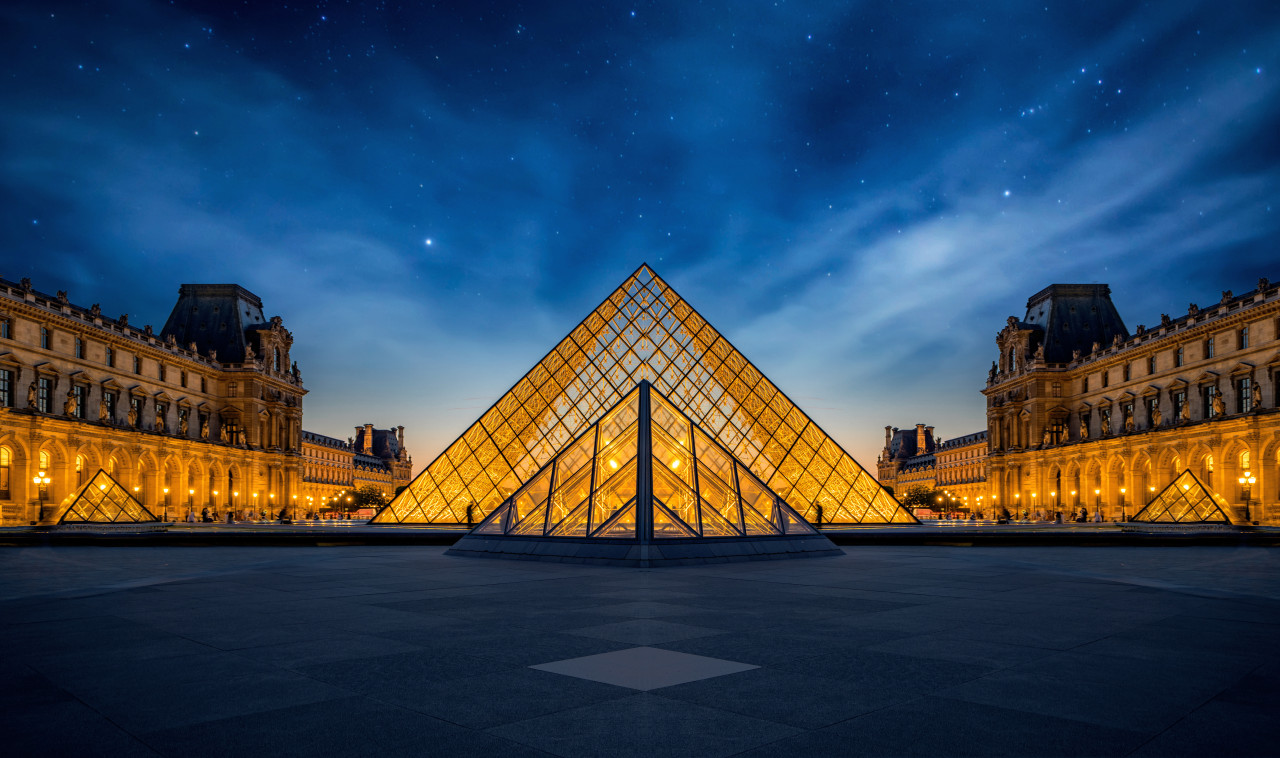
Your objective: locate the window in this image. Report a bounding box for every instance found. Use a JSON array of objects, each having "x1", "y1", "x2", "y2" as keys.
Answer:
[
  {"x1": 178, "y1": 408, "x2": 188, "y2": 435},
  {"x1": 228, "y1": 382, "x2": 238, "y2": 398},
  {"x1": 1176, "y1": 346, "x2": 1185, "y2": 367},
  {"x1": 158, "y1": 363, "x2": 166, "y2": 382},
  {"x1": 1238, "y1": 377, "x2": 1253, "y2": 413},
  {"x1": 1204, "y1": 385, "x2": 1220, "y2": 418},
  {"x1": 75, "y1": 337, "x2": 84, "y2": 359},
  {"x1": 130, "y1": 396, "x2": 142, "y2": 427},
  {"x1": 156, "y1": 403, "x2": 168, "y2": 431},
  {"x1": 274, "y1": 348, "x2": 281, "y2": 372},
  {"x1": 0, "y1": 368, "x2": 11, "y2": 408},
  {"x1": 1146, "y1": 397, "x2": 1159, "y2": 427},
  {"x1": 1206, "y1": 455, "x2": 1214, "y2": 488},
  {"x1": 1083, "y1": 376, "x2": 1089, "y2": 392},
  {"x1": 1148, "y1": 355, "x2": 1156, "y2": 374},
  {"x1": 1101, "y1": 408, "x2": 1112, "y2": 434},
  {"x1": 70, "y1": 385, "x2": 85, "y2": 418},
  {"x1": 200, "y1": 376, "x2": 206, "y2": 393},
  {"x1": 76, "y1": 455, "x2": 85, "y2": 487},
  {"x1": 37, "y1": 450, "x2": 50, "y2": 498},
  {"x1": 37, "y1": 377, "x2": 52, "y2": 413},
  {"x1": 40, "y1": 327, "x2": 51, "y2": 349},
  {"x1": 133, "y1": 356, "x2": 141, "y2": 374},
  {"x1": 1051, "y1": 382, "x2": 1062, "y2": 398},
  {"x1": 103, "y1": 391, "x2": 116, "y2": 422},
  {"x1": 1102, "y1": 370, "x2": 1109, "y2": 388},
  {"x1": 1241, "y1": 450, "x2": 1251, "y2": 471},
  {"x1": 1123, "y1": 364, "x2": 1131, "y2": 382},
  {"x1": 0, "y1": 446, "x2": 9, "y2": 498},
  {"x1": 0, "y1": 317, "x2": 10, "y2": 339},
  {"x1": 1205, "y1": 338, "x2": 1215, "y2": 359},
  {"x1": 1122, "y1": 401, "x2": 1134, "y2": 431},
  {"x1": 181, "y1": 370, "x2": 187, "y2": 388},
  {"x1": 105, "y1": 345, "x2": 114, "y2": 368},
  {"x1": 1239, "y1": 326, "x2": 1249, "y2": 350}
]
